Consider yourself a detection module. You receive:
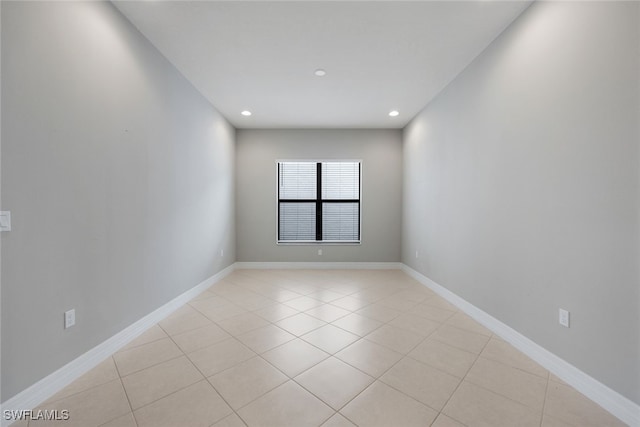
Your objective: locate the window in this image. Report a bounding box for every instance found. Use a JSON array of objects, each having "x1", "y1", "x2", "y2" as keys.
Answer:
[{"x1": 277, "y1": 161, "x2": 361, "y2": 243}]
